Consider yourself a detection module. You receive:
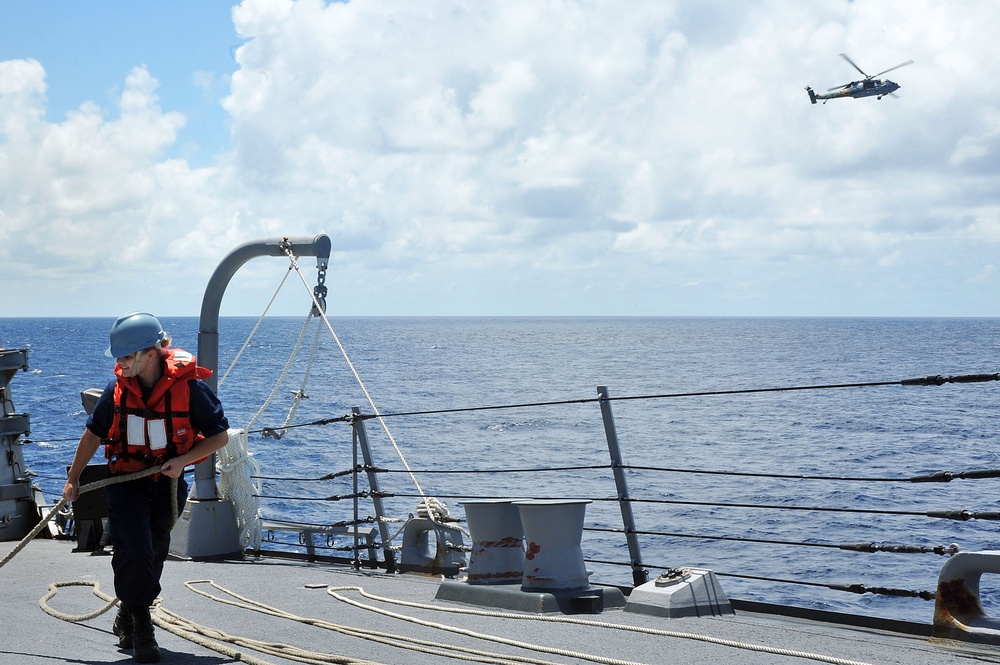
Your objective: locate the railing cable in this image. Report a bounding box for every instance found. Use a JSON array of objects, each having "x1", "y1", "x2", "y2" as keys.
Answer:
[
  {"x1": 586, "y1": 526, "x2": 959, "y2": 556},
  {"x1": 625, "y1": 464, "x2": 1000, "y2": 484},
  {"x1": 258, "y1": 372, "x2": 998, "y2": 428}
]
